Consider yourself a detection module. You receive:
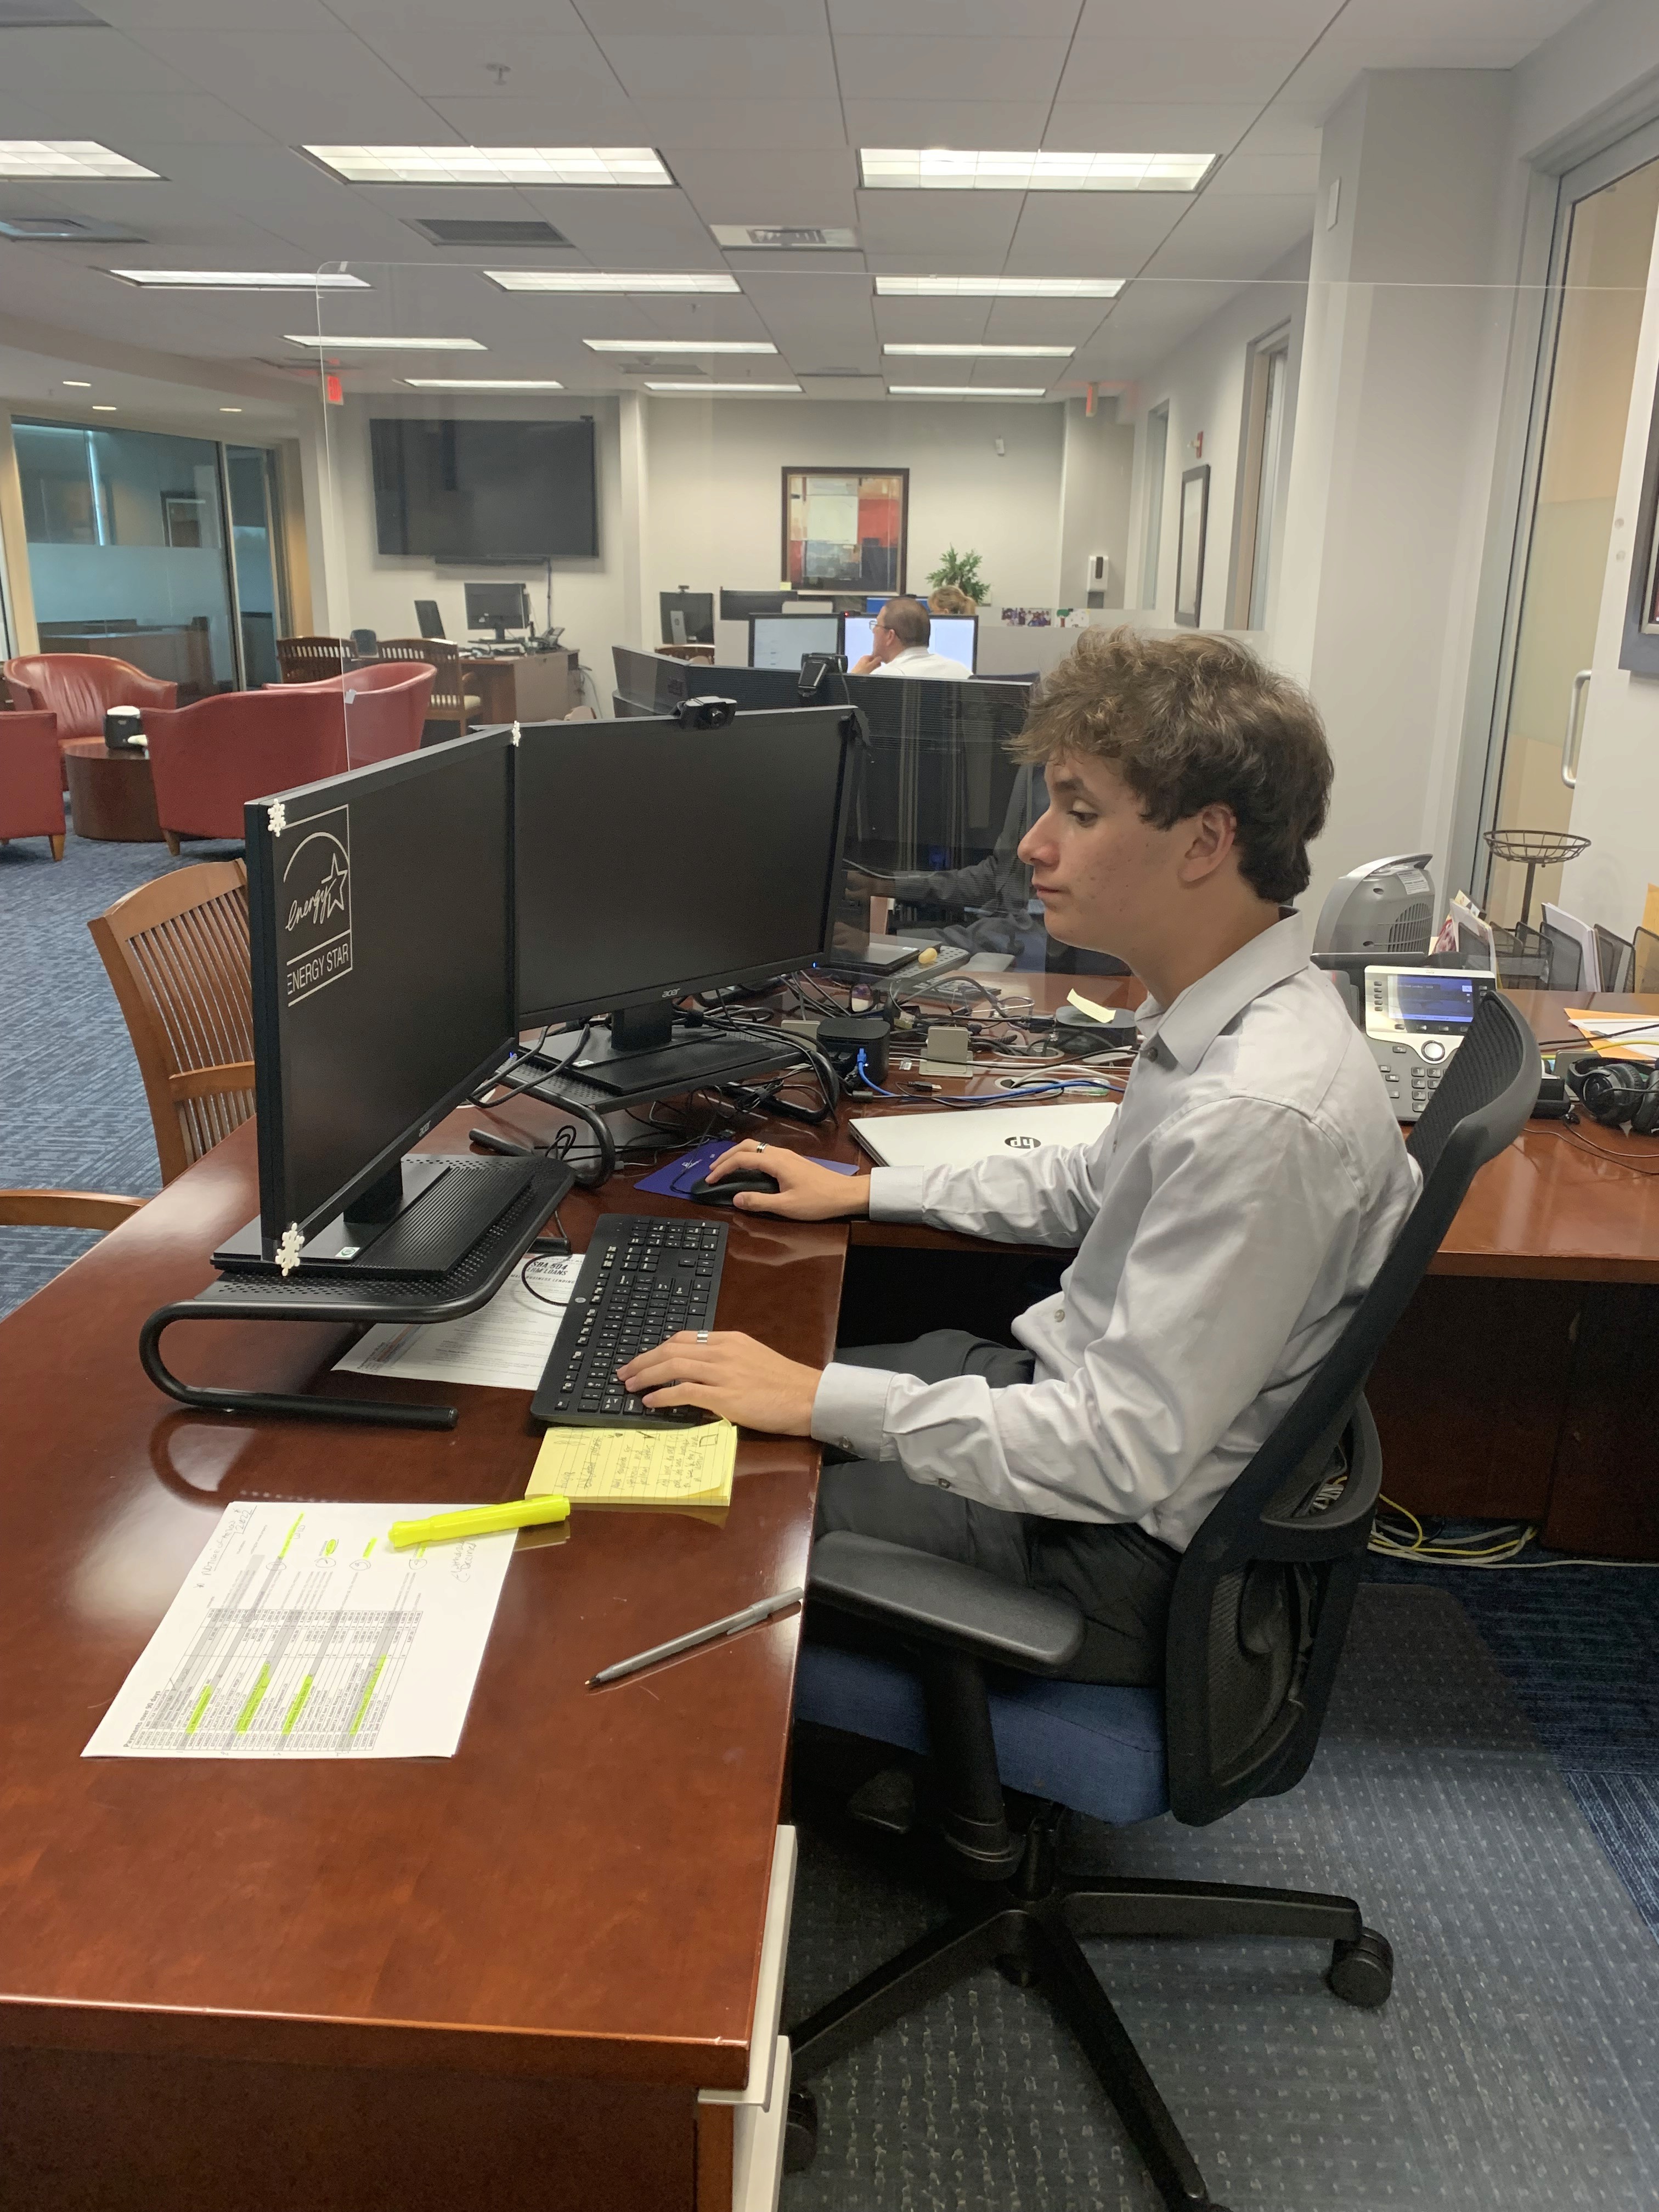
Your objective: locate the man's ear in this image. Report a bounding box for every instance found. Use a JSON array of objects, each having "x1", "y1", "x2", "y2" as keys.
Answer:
[{"x1": 1178, "y1": 803, "x2": 1238, "y2": 885}]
